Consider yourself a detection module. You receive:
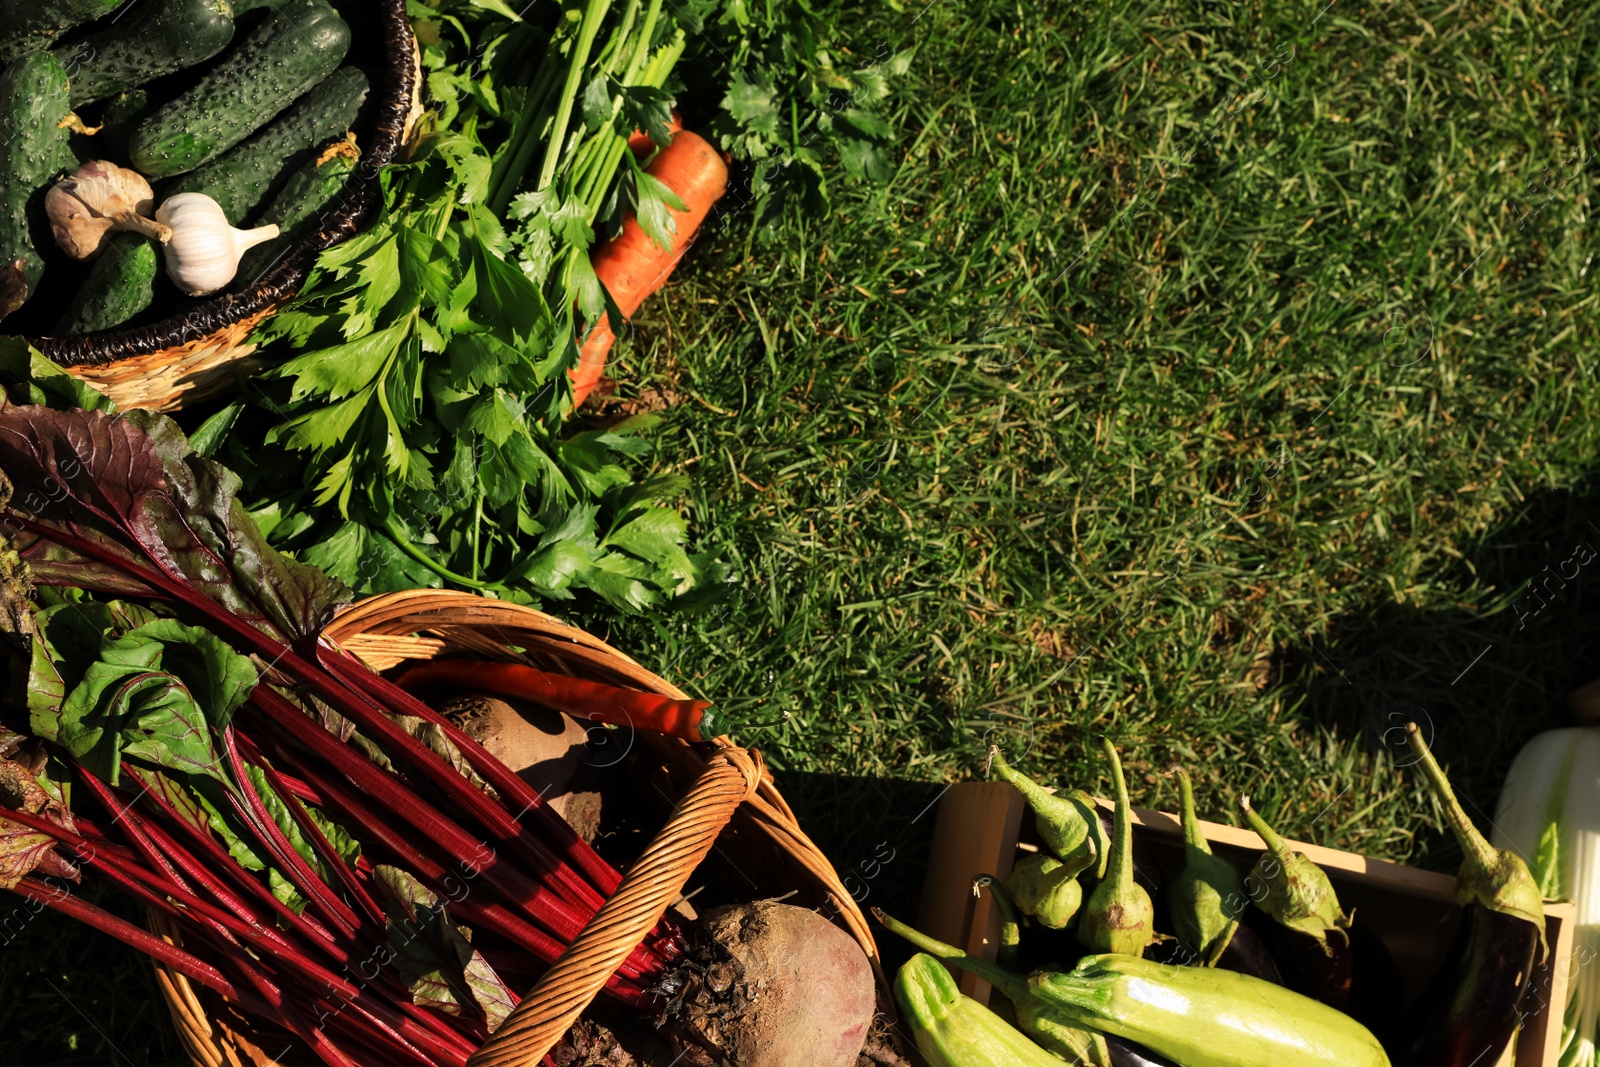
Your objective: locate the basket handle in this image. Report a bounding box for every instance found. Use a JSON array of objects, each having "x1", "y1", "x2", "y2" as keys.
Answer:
[{"x1": 466, "y1": 746, "x2": 763, "y2": 1067}]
